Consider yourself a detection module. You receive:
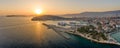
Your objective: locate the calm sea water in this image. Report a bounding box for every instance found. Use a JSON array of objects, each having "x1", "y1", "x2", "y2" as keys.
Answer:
[
  {"x1": 111, "y1": 29, "x2": 120, "y2": 43},
  {"x1": 0, "y1": 17, "x2": 120, "y2": 48}
]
